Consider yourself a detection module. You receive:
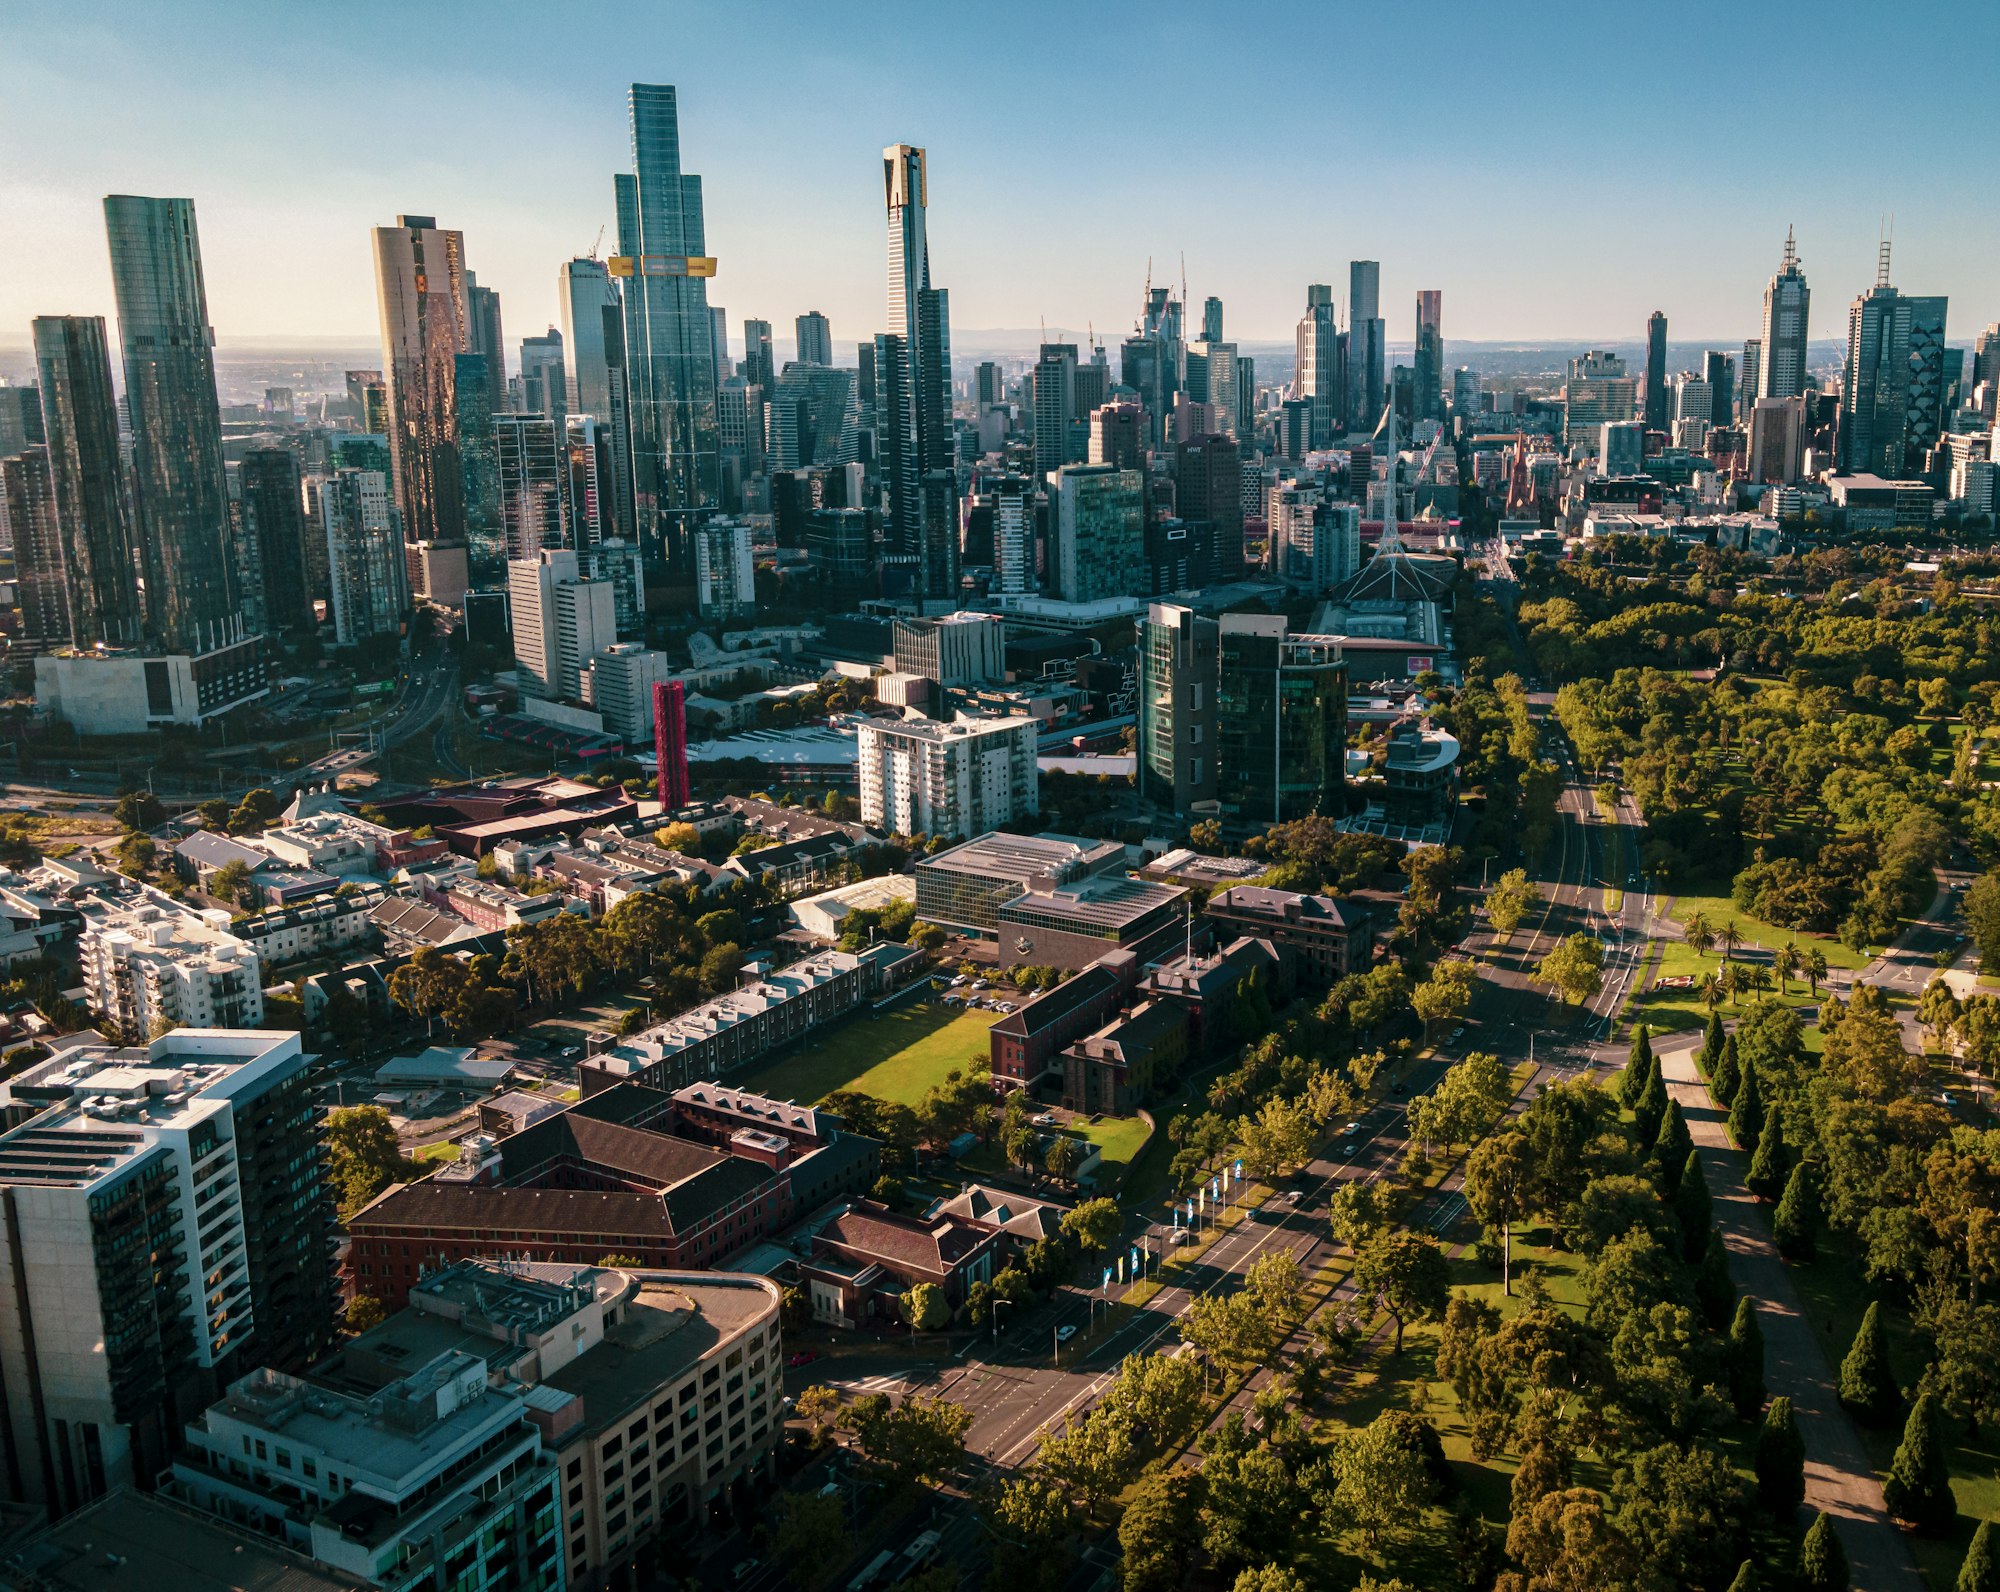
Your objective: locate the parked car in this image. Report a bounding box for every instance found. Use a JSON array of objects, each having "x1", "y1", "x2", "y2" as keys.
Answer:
[{"x1": 1056, "y1": 1324, "x2": 1077, "y2": 1343}]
